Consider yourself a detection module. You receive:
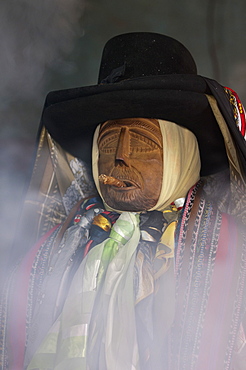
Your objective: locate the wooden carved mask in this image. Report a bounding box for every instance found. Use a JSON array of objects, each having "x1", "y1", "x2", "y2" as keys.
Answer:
[{"x1": 97, "y1": 118, "x2": 163, "y2": 211}]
